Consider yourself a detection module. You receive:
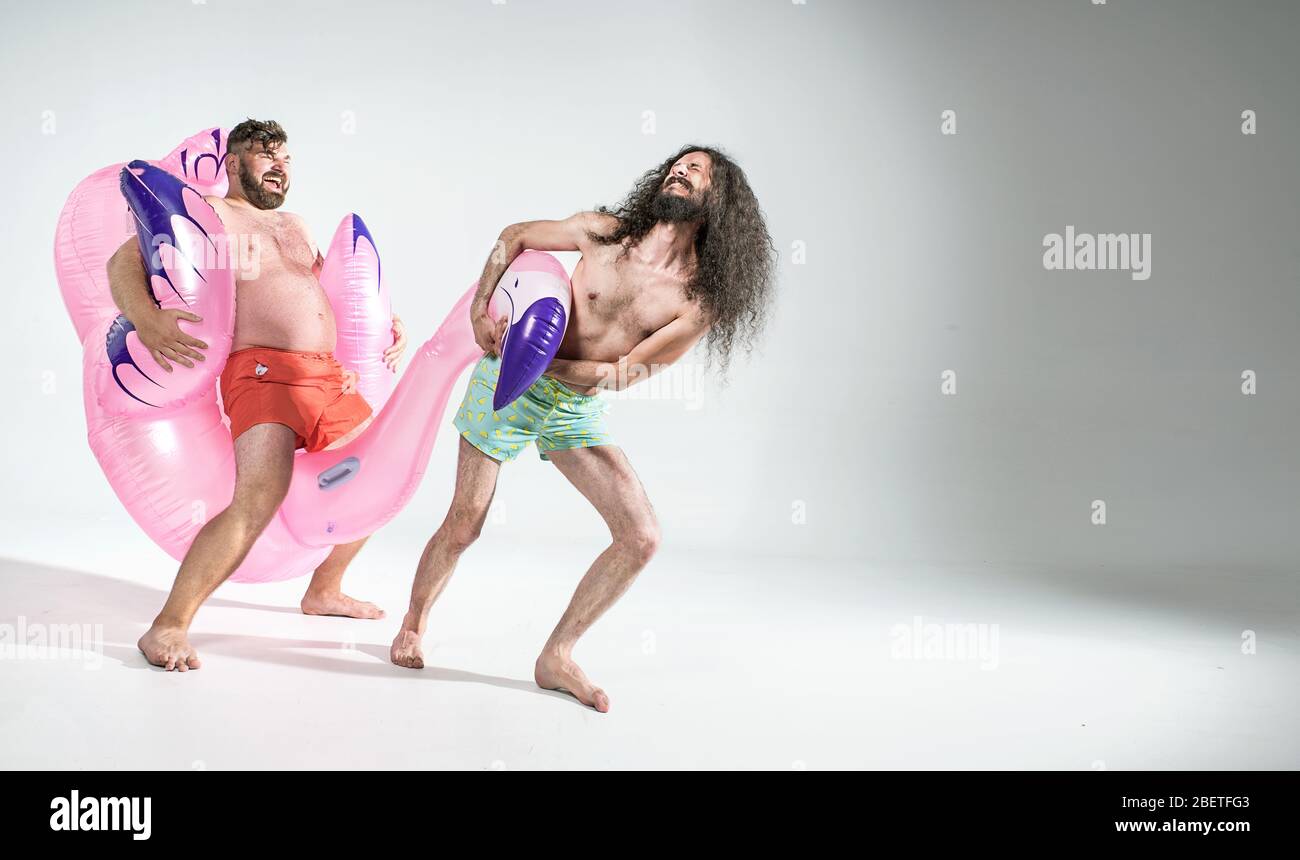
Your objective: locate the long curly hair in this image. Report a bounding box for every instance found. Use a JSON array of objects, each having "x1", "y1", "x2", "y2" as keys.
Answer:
[{"x1": 589, "y1": 144, "x2": 776, "y2": 372}]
